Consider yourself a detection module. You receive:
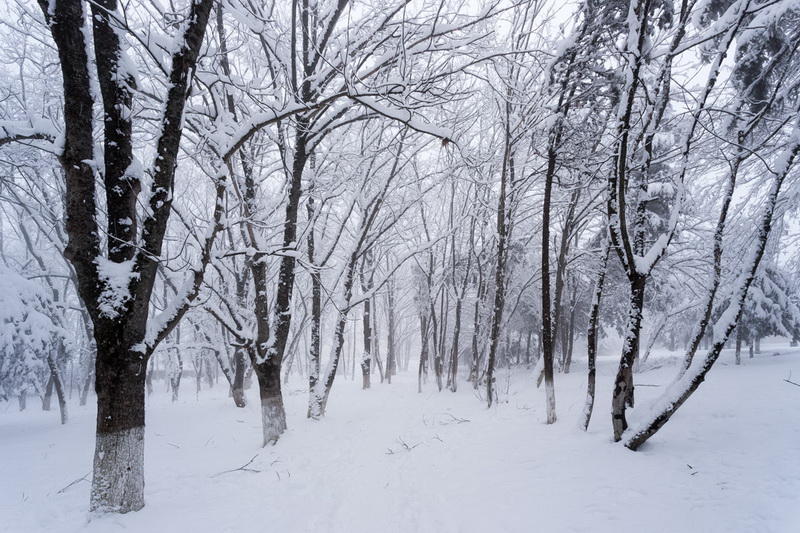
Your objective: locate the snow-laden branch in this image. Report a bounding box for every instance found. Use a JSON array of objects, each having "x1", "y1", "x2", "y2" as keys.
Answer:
[{"x1": 0, "y1": 119, "x2": 58, "y2": 150}]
